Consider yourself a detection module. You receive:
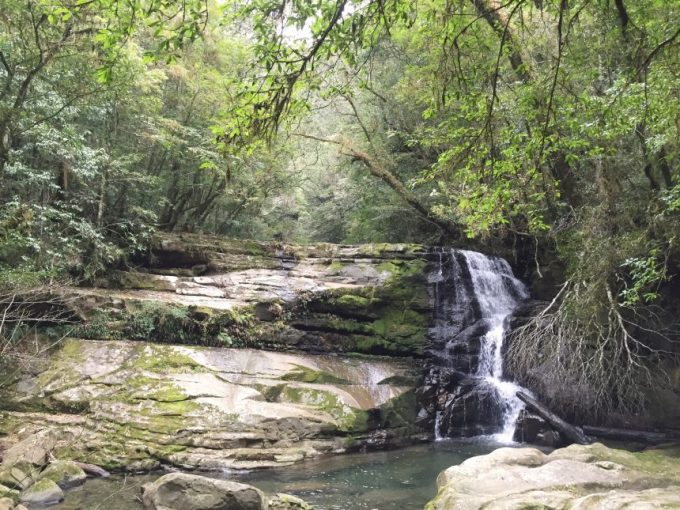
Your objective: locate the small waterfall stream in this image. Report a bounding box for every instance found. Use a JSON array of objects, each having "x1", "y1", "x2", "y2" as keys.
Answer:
[{"x1": 426, "y1": 248, "x2": 530, "y2": 442}]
